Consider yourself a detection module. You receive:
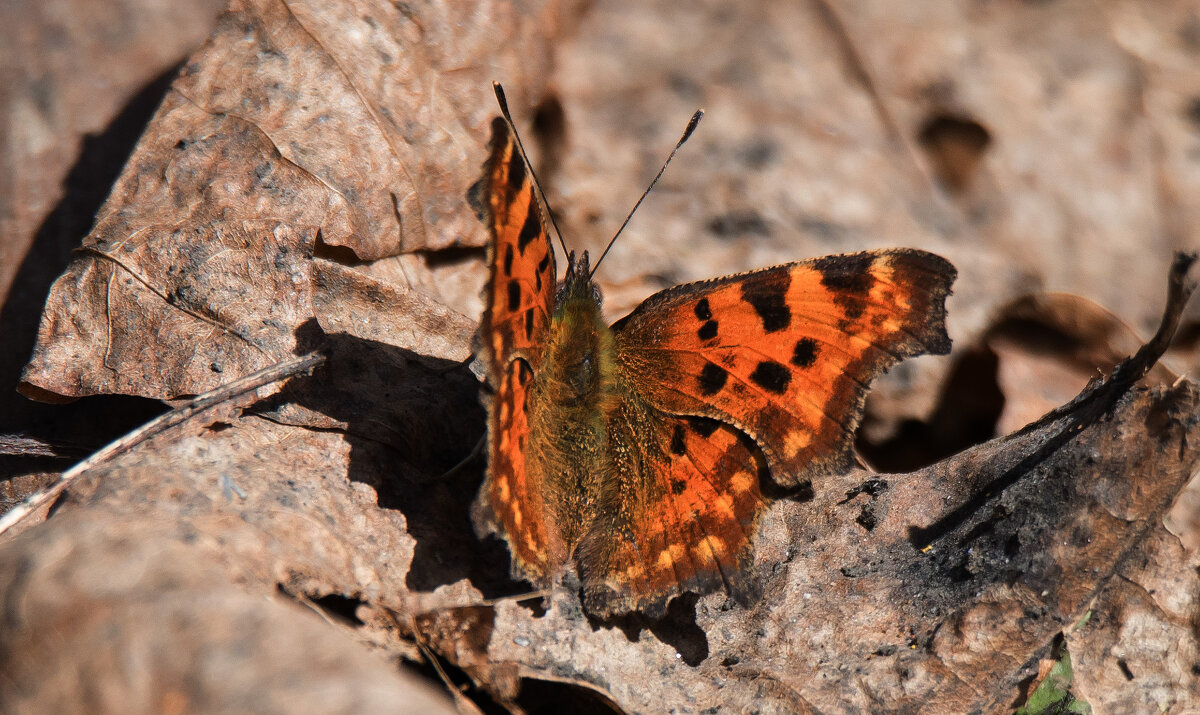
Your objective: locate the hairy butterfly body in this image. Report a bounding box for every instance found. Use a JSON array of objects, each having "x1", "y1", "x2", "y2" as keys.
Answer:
[{"x1": 472, "y1": 112, "x2": 955, "y2": 618}]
